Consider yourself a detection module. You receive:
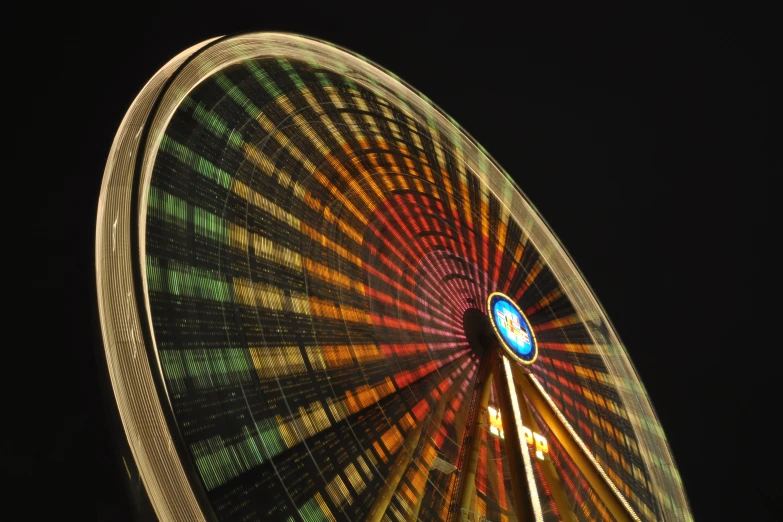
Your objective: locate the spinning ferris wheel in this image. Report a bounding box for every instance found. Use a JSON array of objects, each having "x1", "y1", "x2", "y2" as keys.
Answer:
[{"x1": 96, "y1": 33, "x2": 691, "y2": 522}]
